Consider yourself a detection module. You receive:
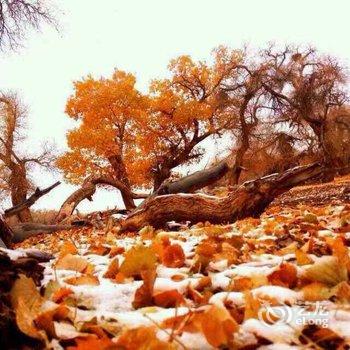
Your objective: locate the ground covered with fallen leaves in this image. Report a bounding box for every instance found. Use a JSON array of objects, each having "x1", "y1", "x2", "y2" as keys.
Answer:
[{"x1": 4, "y1": 202, "x2": 350, "y2": 349}]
